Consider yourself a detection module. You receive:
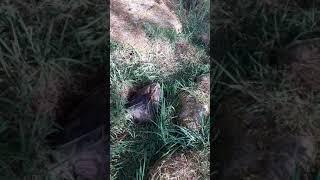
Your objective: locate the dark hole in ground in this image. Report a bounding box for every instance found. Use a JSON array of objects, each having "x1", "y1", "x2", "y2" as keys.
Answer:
[
  {"x1": 44, "y1": 65, "x2": 108, "y2": 180},
  {"x1": 125, "y1": 81, "x2": 156, "y2": 105},
  {"x1": 125, "y1": 81, "x2": 161, "y2": 126},
  {"x1": 47, "y1": 65, "x2": 106, "y2": 147}
]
